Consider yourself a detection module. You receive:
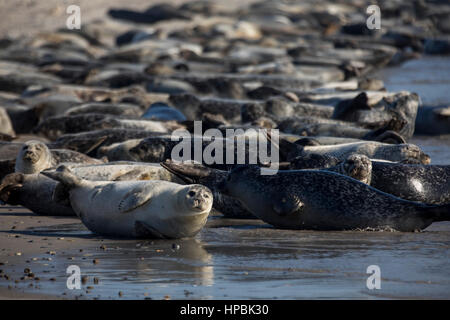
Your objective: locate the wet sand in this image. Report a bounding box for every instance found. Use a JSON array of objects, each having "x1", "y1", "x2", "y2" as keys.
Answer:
[{"x1": 1, "y1": 195, "x2": 449, "y2": 300}]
